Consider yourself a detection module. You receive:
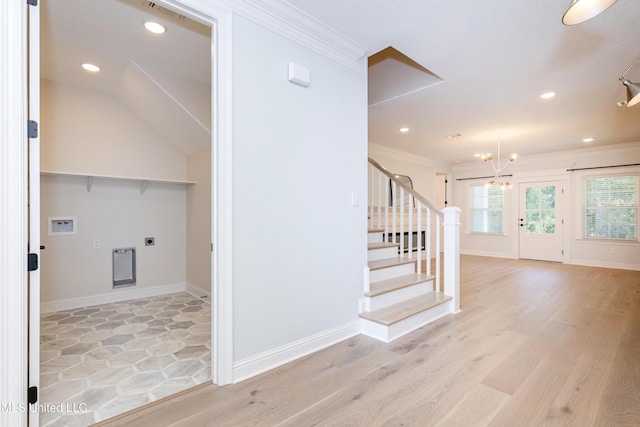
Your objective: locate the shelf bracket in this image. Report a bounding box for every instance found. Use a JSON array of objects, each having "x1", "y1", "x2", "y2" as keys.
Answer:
[
  {"x1": 140, "y1": 180, "x2": 149, "y2": 195},
  {"x1": 86, "y1": 176, "x2": 93, "y2": 192}
]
